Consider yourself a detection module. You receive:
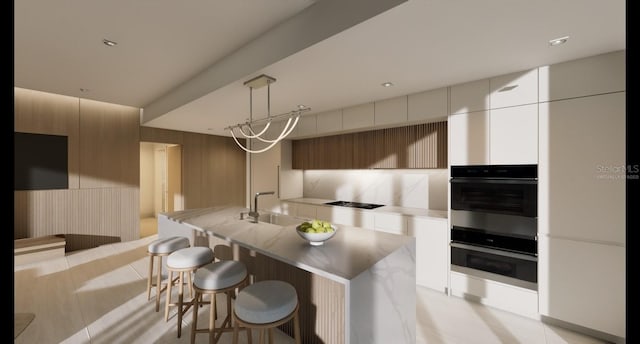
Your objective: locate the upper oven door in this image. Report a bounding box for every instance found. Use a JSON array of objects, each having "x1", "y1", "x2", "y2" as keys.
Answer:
[{"x1": 450, "y1": 165, "x2": 537, "y2": 218}]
